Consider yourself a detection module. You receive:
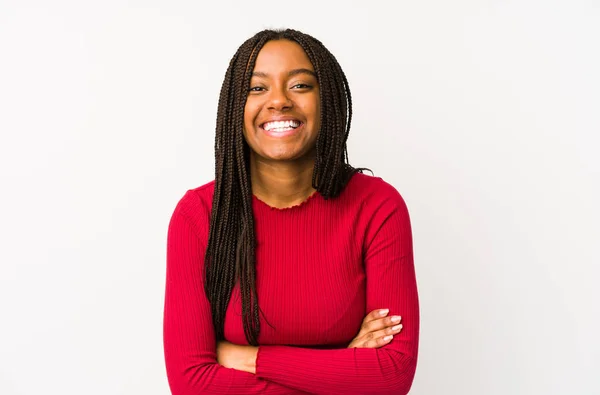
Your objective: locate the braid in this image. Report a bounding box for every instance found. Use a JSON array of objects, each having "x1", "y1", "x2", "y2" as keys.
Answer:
[{"x1": 205, "y1": 29, "x2": 370, "y2": 346}]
